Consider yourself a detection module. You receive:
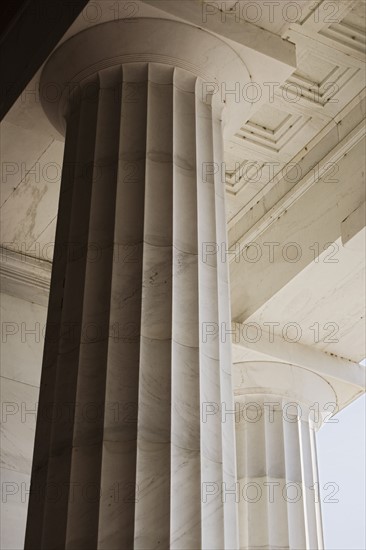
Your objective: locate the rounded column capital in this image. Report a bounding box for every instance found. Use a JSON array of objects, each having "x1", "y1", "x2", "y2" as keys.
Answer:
[
  {"x1": 39, "y1": 17, "x2": 251, "y2": 137},
  {"x1": 233, "y1": 360, "x2": 337, "y2": 429}
]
